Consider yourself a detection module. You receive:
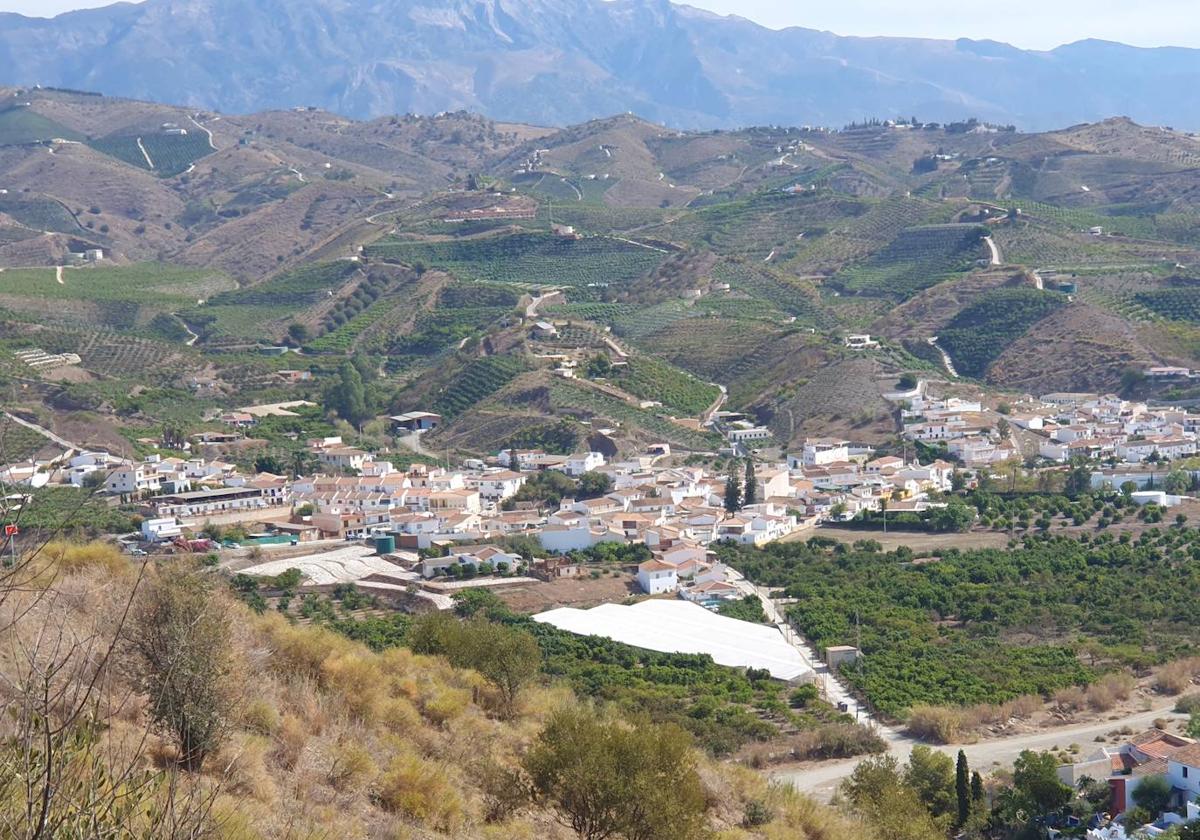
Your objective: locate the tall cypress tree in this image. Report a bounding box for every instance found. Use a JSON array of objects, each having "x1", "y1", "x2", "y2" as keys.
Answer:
[
  {"x1": 723, "y1": 473, "x2": 742, "y2": 513},
  {"x1": 971, "y1": 770, "x2": 984, "y2": 804},
  {"x1": 742, "y1": 459, "x2": 757, "y2": 506},
  {"x1": 956, "y1": 750, "x2": 971, "y2": 826}
]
